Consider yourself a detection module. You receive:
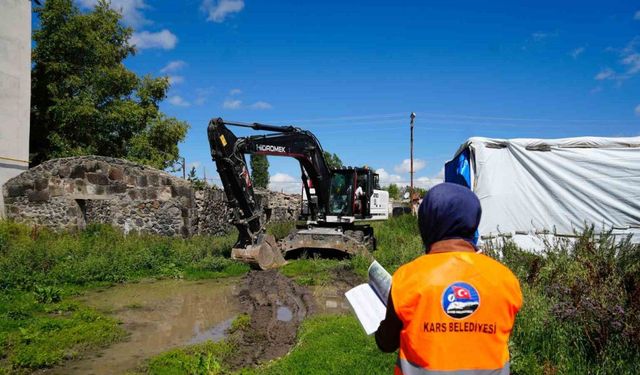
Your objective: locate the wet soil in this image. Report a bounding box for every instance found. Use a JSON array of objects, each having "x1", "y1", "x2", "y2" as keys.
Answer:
[
  {"x1": 226, "y1": 270, "x2": 315, "y2": 369},
  {"x1": 39, "y1": 278, "x2": 240, "y2": 375},
  {"x1": 37, "y1": 267, "x2": 363, "y2": 374},
  {"x1": 225, "y1": 268, "x2": 362, "y2": 370}
]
